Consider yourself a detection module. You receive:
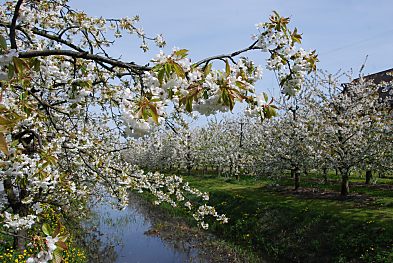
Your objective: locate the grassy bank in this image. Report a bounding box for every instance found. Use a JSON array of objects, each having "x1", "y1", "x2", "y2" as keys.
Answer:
[{"x1": 163, "y1": 173, "x2": 393, "y2": 263}]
